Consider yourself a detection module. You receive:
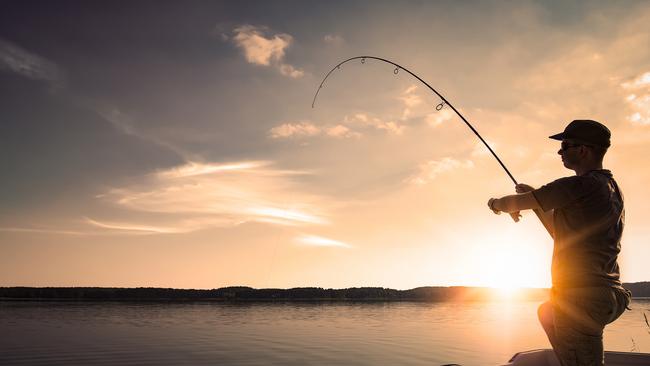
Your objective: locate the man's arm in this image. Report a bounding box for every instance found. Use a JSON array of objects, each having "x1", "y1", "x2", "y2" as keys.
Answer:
[
  {"x1": 489, "y1": 192, "x2": 555, "y2": 238},
  {"x1": 491, "y1": 192, "x2": 539, "y2": 213}
]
